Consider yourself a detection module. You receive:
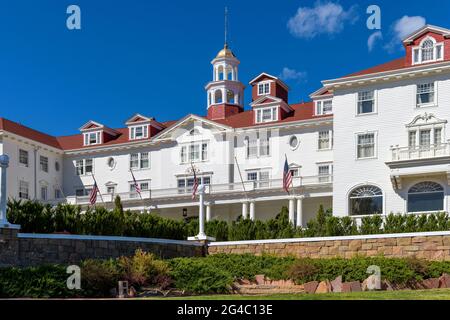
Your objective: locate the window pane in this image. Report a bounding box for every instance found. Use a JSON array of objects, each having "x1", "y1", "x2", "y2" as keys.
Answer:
[
  {"x1": 130, "y1": 153, "x2": 139, "y2": 168},
  {"x1": 357, "y1": 91, "x2": 374, "y2": 114},
  {"x1": 323, "y1": 100, "x2": 332, "y2": 114},
  {"x1": 318, "y1": 131, "x2": 330, "y2": 150},
  {"x1": 247, "y1": 172, "x2": 258, "y2": 181},
  {"x1": 201, "y1": 143, "x2": 208, "y2": 161},
  {"x1": 85, "y1": 159, "x2": 93, "y2": 174},
  {"x1": 350, "y1": 197, "x2": 383, "y2": 216},
  {"x1": 408, "y1": 131, "x2": 416, "y2": 148},
  {"x1": 357, "y1": 134, "x2": 375, "y2": 158},
  {"x1": 408, "y1": 192, "x2": 444, "y2": 213},
  {"x1": 419, "y1": 130, "x2": 431, "y2": 148},
  {"x1": 434, "y1": 128, "x2": 442, "y2": 145},
  {"x1": 140, "y1": 152, "x2": 149, "y2": 168}
]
